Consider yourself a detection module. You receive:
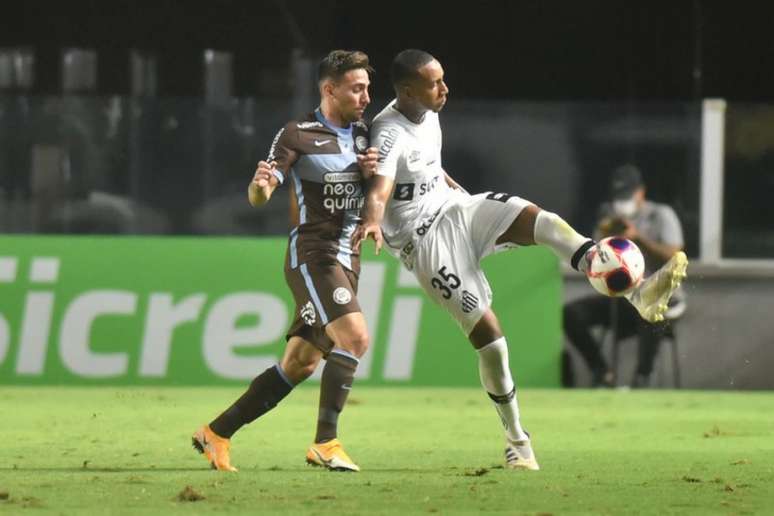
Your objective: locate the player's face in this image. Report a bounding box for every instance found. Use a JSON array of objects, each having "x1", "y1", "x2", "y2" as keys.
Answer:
[
  {"x1": 412, "y1": 59, "x2": 449, "y2": 112},
  {"x1": 331, "y1": 68, "x2": 371, "y2": 123}
]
